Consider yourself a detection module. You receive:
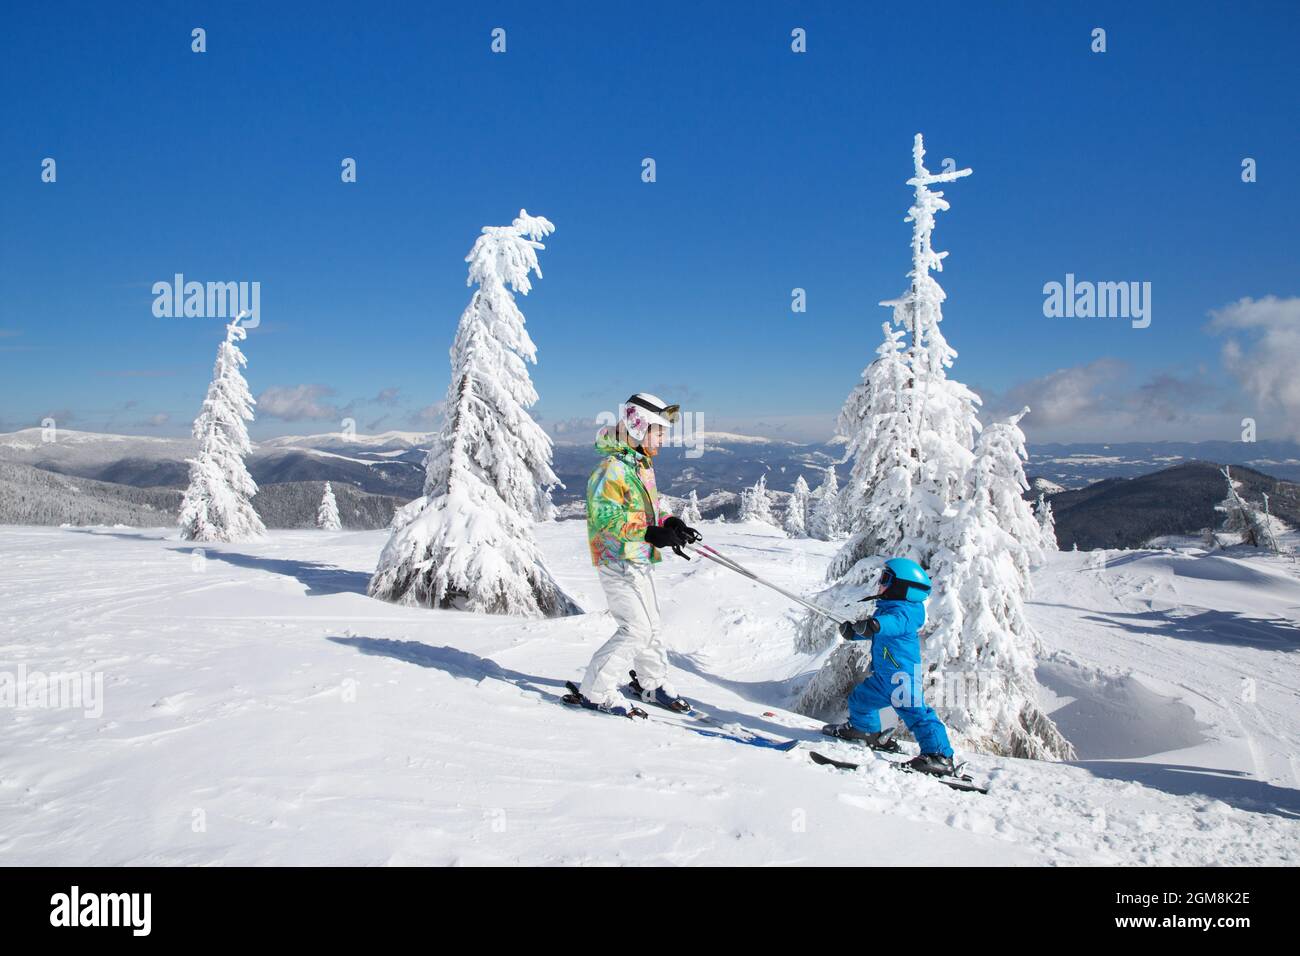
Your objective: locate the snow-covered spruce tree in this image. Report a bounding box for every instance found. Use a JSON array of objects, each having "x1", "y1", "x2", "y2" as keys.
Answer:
[
  {"x1": 178, "y1": 316, "x2": 266, "y2": 542},
  {"x1": 823, "y1": 323, "x2": 917, "y2": 577},
  {"x1": 682, "y1": 489, "x2": 704, "y2": 524},
  {"x1": 317, "y1": 481, "x2": 342, "y2": 530},
  {"x1": 1259, "y1": 493, "x2": 1284, "y2": 553},
  {"x1": 923, "y1": 410, "x2": 1072, "y2": 759},
  {"x1": 1216, "y1": 466, "x2": 1278, "y2": 551},
  {"x1": 368, "y1": 210, "x2": 579, "y2": 616},
  {"x1": 807, "y1": 465, "x2": 843, "y2": 541},
  {"x1": 797, "y1": 134, "x2": 977, "y2": 690},
  {"x1": 971, "y1": 409, "x2": 1045, "y2": 580},
  {"x1": 795, "y1": 137, "x2": 1070, "y2": 759},
  {"x1": 783, "y1": 474, "x2": 810, "y2": 537},
  {"x1": 739, "y1": 472, "x2": 776, "y2": 525},
  {"x1": 1034, "y1": 493, "x2": 1059, "y2": 552}
]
